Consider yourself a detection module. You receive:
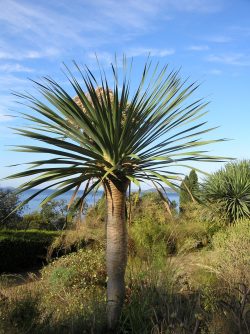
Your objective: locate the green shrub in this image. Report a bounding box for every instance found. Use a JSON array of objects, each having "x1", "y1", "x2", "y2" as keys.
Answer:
[
  {"x1": 177, "y1": 202, "x2": 225, "y2": 251},
  {"x1": 0, "y1": 188, "x2": 23, "y2": 229},
  {"x1": 210, "y1": 219, "x2": 250, "y2": 286},
  {"x1": 189, "y1": 219, "x2": 250, "y2": 333},
  {"x1": 21, "y1": 212, "x2": 44, "y2": 230},
  {"x1": 129, "y1": 217, "x2": 176, "y2": 260},
  {"x1": 130, "y1": 191, "x2": 173, "y2": 224},
  {"x1": 39, "y1": 247, "x2": 107, "y2": 332},
  {"x1": 0, "y1": 230, "x2": 59, "y2": 273},
  {"x1": 85, "y1": 196, "x2": 106, "y2": 227},
  {"x1": 121, "y1": 256, "x2": 204, "y2": 333},
  {"x1": 179, "y1": 169, "x2": 199, "y2": 211},
  {"x1": 41, "y1": 246, "x2": 106, "y2": 290},
  {"x1": 202, "y1": 160, "x2": 250, "y2": 223}
]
